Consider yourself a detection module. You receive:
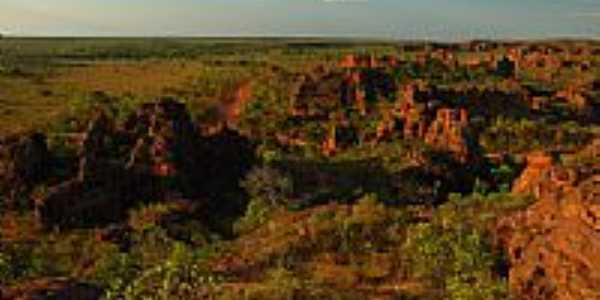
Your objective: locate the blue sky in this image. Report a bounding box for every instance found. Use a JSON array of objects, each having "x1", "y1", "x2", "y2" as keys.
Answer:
[{"x1": 1, "y1": 0, "x2": 599, "y2": 40}]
